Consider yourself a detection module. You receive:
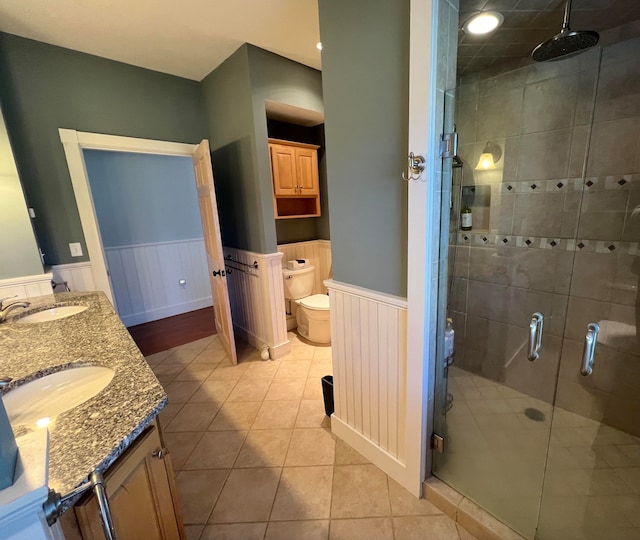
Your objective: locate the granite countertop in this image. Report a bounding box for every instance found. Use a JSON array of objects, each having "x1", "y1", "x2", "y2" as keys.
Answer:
[{"x1": 0, "y1": 291, "x2": 166, "y2": 497}]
